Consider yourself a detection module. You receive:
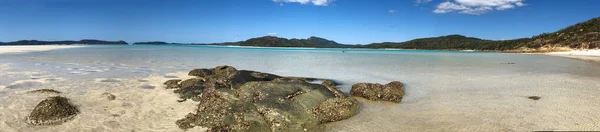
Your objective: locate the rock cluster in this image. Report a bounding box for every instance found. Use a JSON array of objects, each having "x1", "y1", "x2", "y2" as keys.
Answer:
[{"x1": 165, "y1": 66, "x2": 359, "y2": 131}]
